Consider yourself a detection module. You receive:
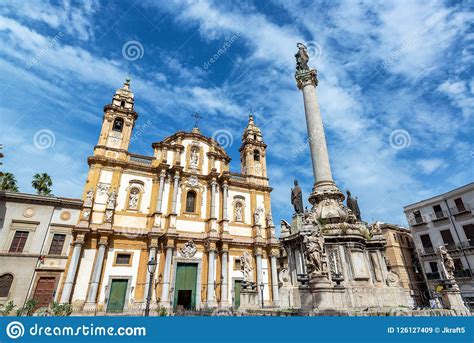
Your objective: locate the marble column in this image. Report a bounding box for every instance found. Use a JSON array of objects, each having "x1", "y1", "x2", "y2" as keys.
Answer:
[
  {"x1": 160, "y1": 245, "x2": 173, "y2": 305},
  {"x1": 270, "y1": 254, "x2": 280, "y2": 306},
  {"x1": 156, "y1": 171, "x2": 166, "y2": 213},
  {"x1": 86, "y1": 239, "x2": 107, "y2": 304},
  {"x1": 220, "y1": 250, "x2": 229, "y2": 306},
  {"x1": 143, "y1": 246, "x2": 157, "y2": 302},
  {"x1": 207, "y1": 248, "x2": 216, "y2": 306},
  {"x1": 210, "y1": 180, "x2": 217, "y2": 219},
  {"x1": 171, "y1": 174, "x2": 180, "y2": 214},
  {"x1": 296, "y1": 67, "x2": 336, "y2": 192},
  {"x1": 255, "y1": 252, "x2": 263, "y2": 305},
  {"x1": 222, "y1": 183, "x2": 228, "y2": 220},
  {"x1": 60, "y1": 236, "x2": 84, "y2": 303}
]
